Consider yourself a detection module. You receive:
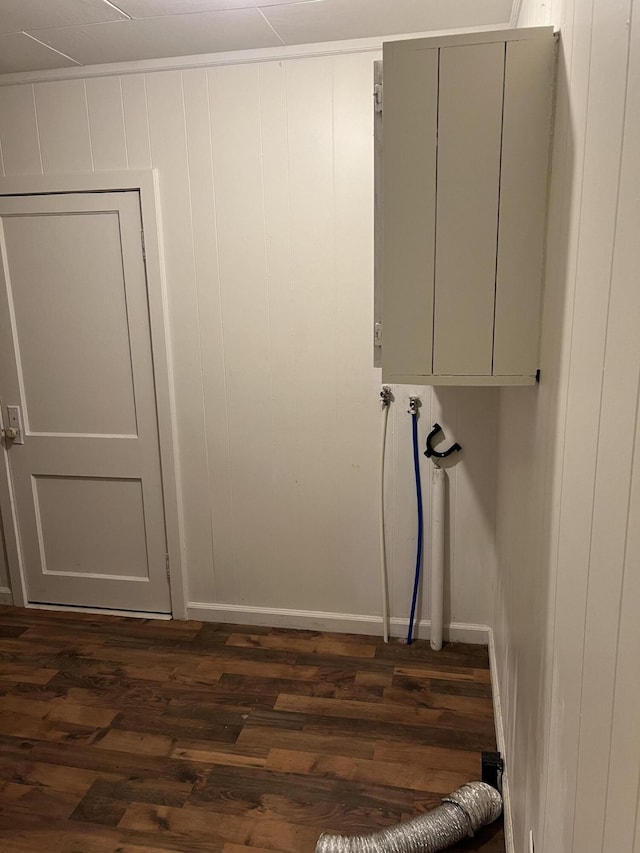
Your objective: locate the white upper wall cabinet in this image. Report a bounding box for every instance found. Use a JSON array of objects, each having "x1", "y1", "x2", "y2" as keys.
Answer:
[{"x1": 379, "y1": 28, "x2": 556, "y2": 386}]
